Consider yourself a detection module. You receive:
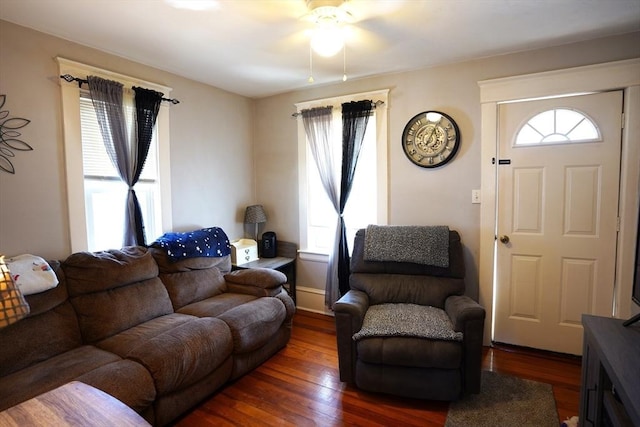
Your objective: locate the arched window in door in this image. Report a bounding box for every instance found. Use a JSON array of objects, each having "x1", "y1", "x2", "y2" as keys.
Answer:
[{"x1": 515, "y1": 108, "x2": 600, "y2": 146}]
